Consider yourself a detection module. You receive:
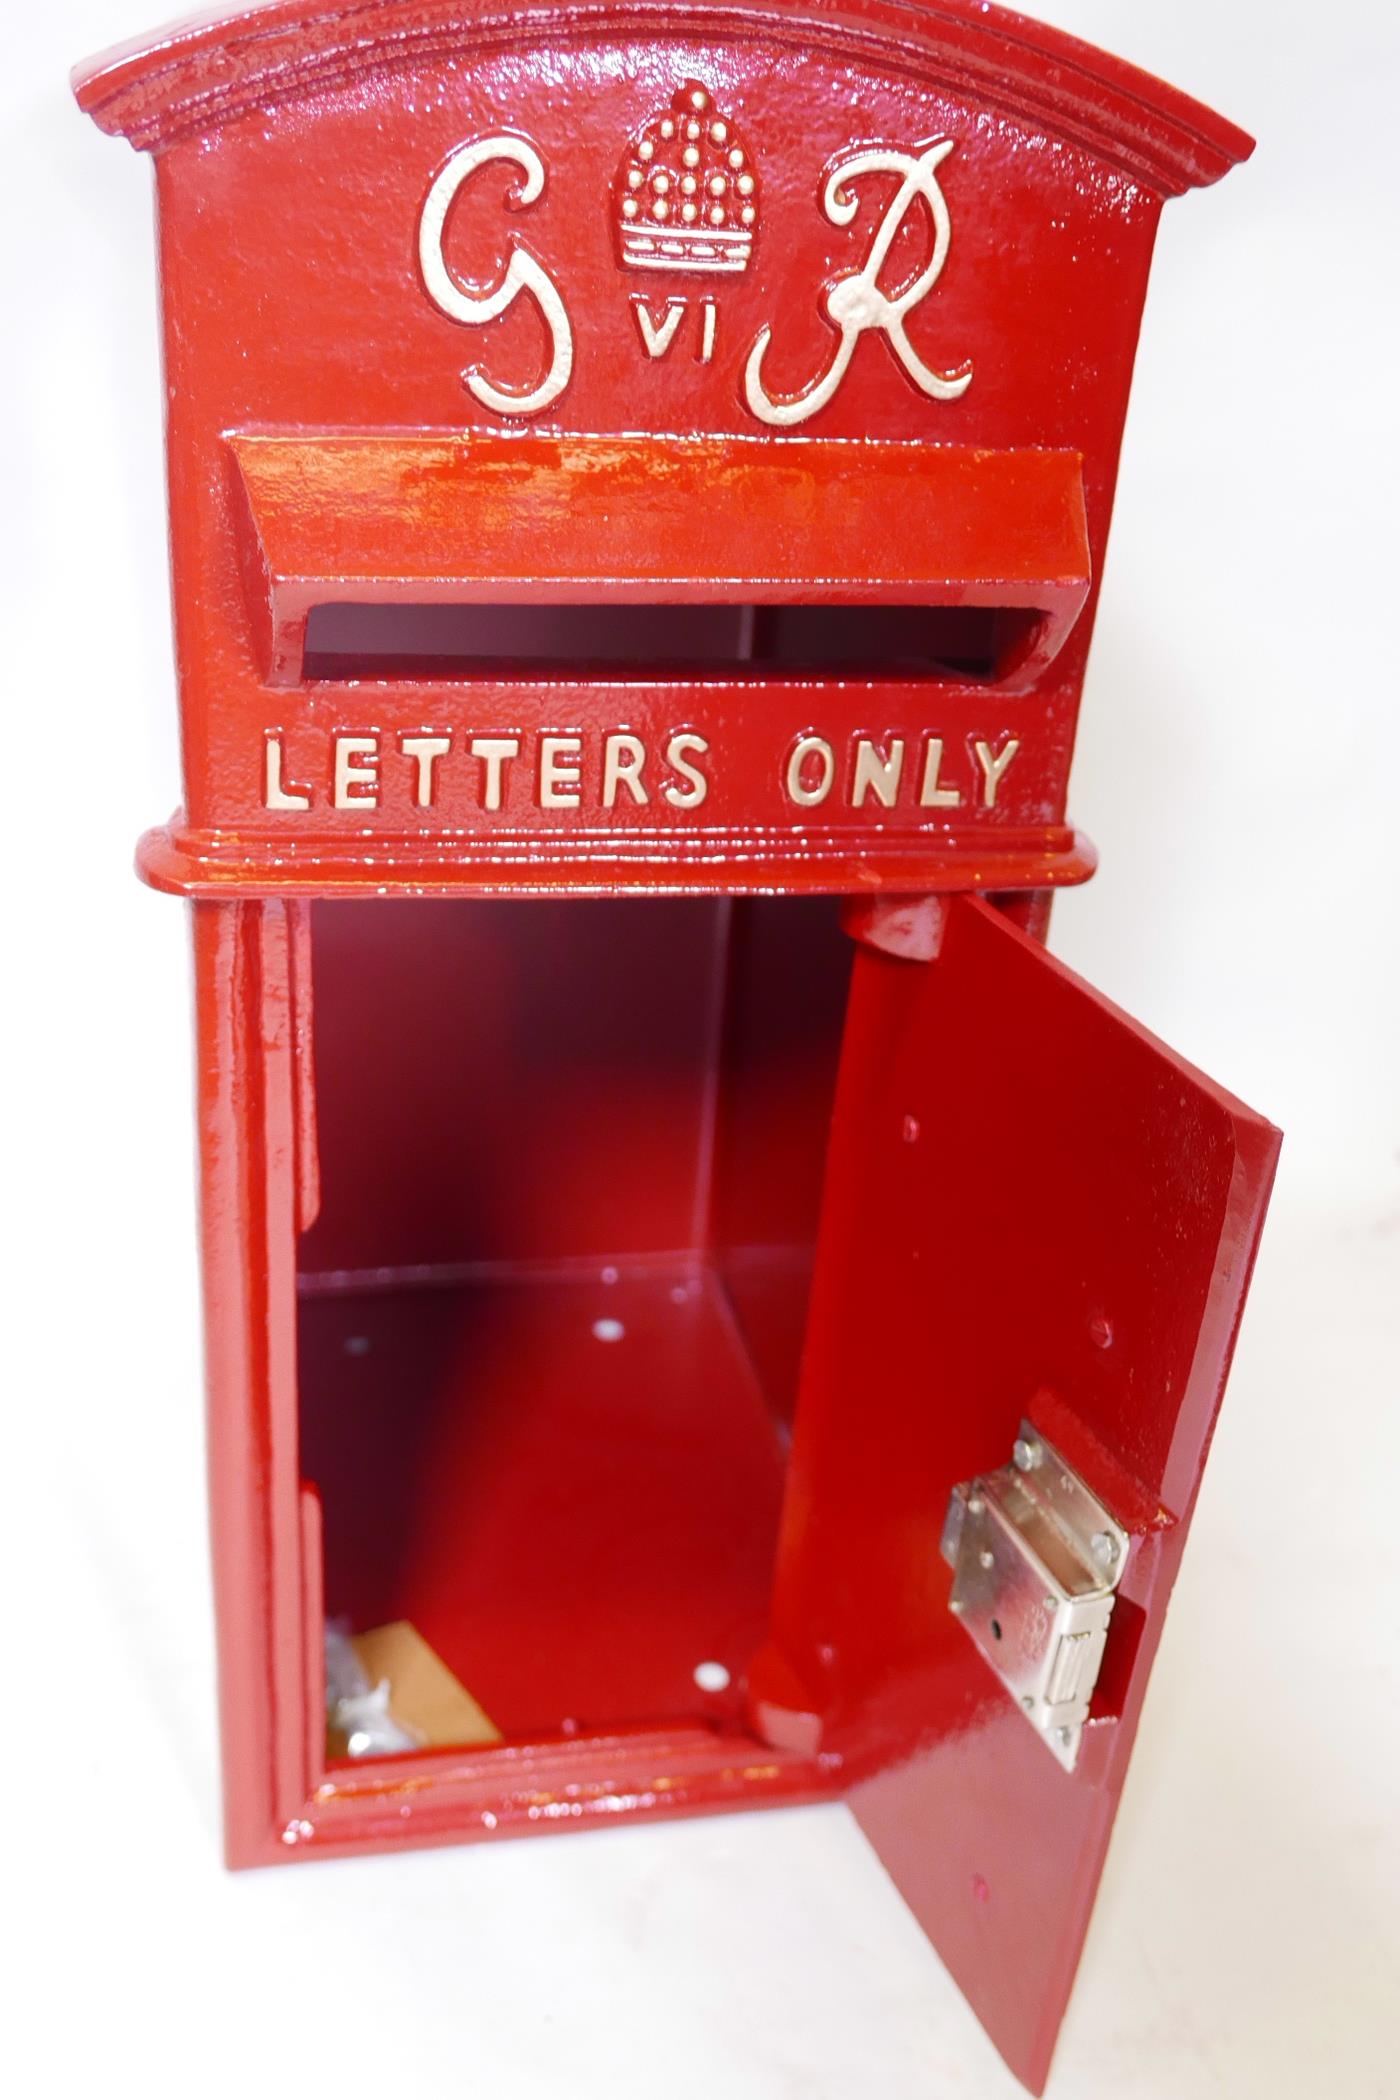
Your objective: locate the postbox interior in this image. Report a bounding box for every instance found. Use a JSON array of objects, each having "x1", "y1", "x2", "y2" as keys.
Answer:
[{"x1": 297, "y1": 894, "x2": 852, "y2": 1753}]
